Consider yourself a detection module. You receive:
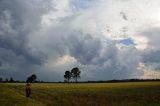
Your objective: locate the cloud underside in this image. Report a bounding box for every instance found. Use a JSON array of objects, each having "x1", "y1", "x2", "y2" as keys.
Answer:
[{"x1": 0, "y1": 0, "x2": 160, "y2": 81}]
